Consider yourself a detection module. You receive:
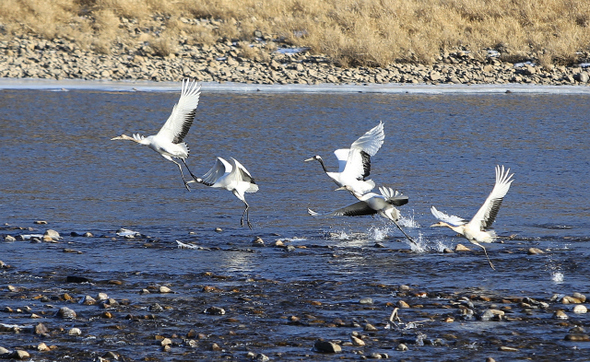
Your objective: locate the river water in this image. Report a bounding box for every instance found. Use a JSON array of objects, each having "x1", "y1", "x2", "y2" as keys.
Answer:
[{"x1": 0, "y1": 82, "x2": 589, "y2": 361}]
